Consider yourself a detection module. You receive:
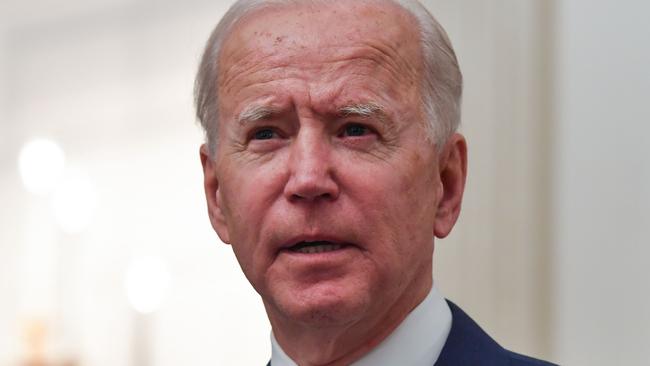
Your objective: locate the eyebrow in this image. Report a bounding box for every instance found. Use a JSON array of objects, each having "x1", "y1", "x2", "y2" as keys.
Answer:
[
  {"x1": 338, "y1": 102, "x2": 391, "y2": 127},
  {"x1": 236, "y1": 104, "x2": 278, "y2": 125},
  {"x1": 236, "y1": 101, "x2": 391, "y2": 126}
]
